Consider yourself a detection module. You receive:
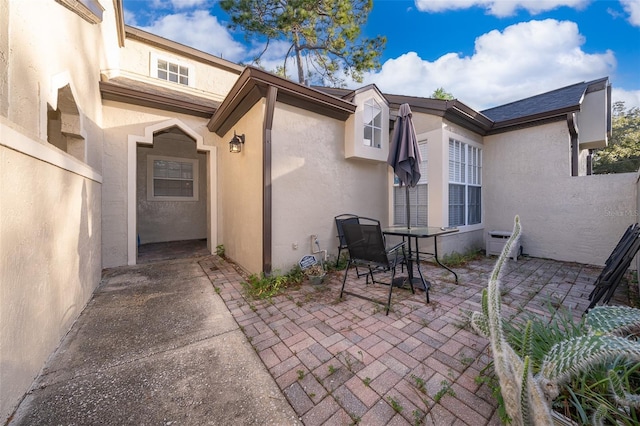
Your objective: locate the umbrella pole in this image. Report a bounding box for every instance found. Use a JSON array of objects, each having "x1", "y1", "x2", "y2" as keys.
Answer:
[{"x1": 406, "y1": 185, "x2": 411, "y2": 229}]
